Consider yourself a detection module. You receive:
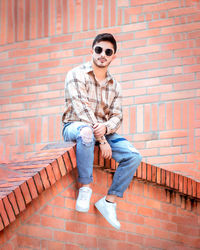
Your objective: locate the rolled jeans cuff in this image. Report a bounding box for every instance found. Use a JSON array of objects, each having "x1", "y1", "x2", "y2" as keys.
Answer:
[
  {"x1": 107, "y1": 190, "x2": 123, "y2": 198},
  {"x1": 78, "y1": 176, "x2": 93, "y2": 185}
]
